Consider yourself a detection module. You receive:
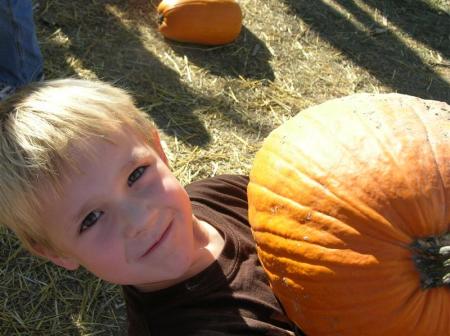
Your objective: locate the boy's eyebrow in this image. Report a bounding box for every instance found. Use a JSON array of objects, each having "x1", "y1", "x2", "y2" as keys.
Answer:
[
  {"x1": 121, "y1": 156, "x2": 140, "y2": 177},
  {"x1": 120, "y1": 147, "x2": 151, "y2": 175}
]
